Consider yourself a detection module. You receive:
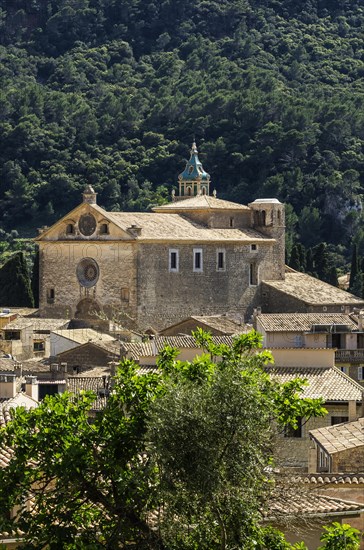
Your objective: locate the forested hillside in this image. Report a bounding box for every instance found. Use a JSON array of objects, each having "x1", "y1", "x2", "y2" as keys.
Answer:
[{"x1": 0, "y1": 0, "x2": 363, "y2": 273}]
